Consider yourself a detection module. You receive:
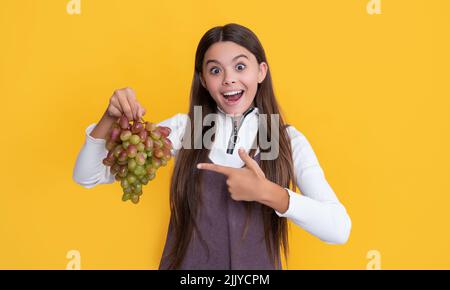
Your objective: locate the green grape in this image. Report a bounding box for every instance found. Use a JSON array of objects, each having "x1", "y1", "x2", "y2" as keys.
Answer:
[
  {"x1": 122, "y1": 141, "x2": 130, "y2": 149},
  {"x1": 113, "y1": 145, "x2": 123, "y2": 158},
  {"x1": 127, "y1": 174, "x2": 137, "y2": 184},
  {"x1": 145, "y1": 122, "x2": 156, "y2": 132},
  {"x1": 137, "y1": 142, "x2": 145, "y2": 152},
  {"x1": 133, "y1": 183, "x2": 142, "y2": 193},
  {"x1": 140, "y1": 175, "x2": 149, "y2": 185},
  {"x1": 150, "y1": 130, "x2": 161, "y2": 140},
  {"x1": 121, "y1": 178, "x2": 130, "y2": 188},
  {"x1": 128, "y1": 158, "x2": 137, "y2": 171},
  {"x1": 136, "y1": 152, "x2": 146, "y2": 165},
  {"x1": 130, "y1": 180, "x2": 141, "y2": 192},
  {"x1": 160, "y1": 158, "x2": 167, "y2": 167},
  {"x1": 130, "y1": 135, "x2": 140, "y2": 145},
  {"x1": 131, "y1": 195, "x2": 140, "y2": 204},
  {"x1": 123, "y1": 186, "x2": 132, "y2": 194},
  {"x1": 120, "y1": 130, "x2": 132, "y2": 141},
  {"x1": 134, "y1": 165, "x2": 145, "y2": 176},
  {"x1": 151, "y1": 157, "x2": 161, "y2": 169},
  {"x1": 122, "y1": 193, "x2": 131, "y2": 201}
]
